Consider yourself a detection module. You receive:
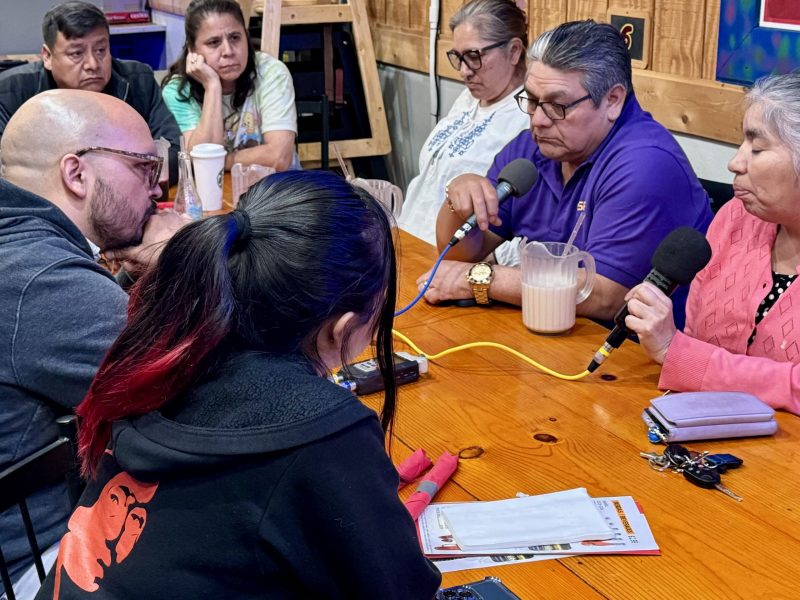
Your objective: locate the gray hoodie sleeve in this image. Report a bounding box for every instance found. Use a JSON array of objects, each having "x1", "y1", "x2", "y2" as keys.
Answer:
[{"x1": 10, "y1": 257, "x2": 127, "y2": 409}]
